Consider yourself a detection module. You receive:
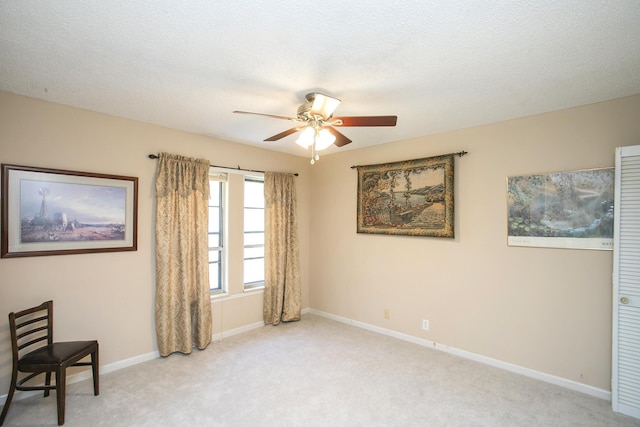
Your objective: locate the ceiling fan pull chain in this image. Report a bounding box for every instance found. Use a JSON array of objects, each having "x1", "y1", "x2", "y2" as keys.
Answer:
[
  {"x1": 310, "y1": 140, "x2": 316, "y2": 165},
  {"x1": 310, "y1": 132, "x2": 321, "y2": 164}
]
